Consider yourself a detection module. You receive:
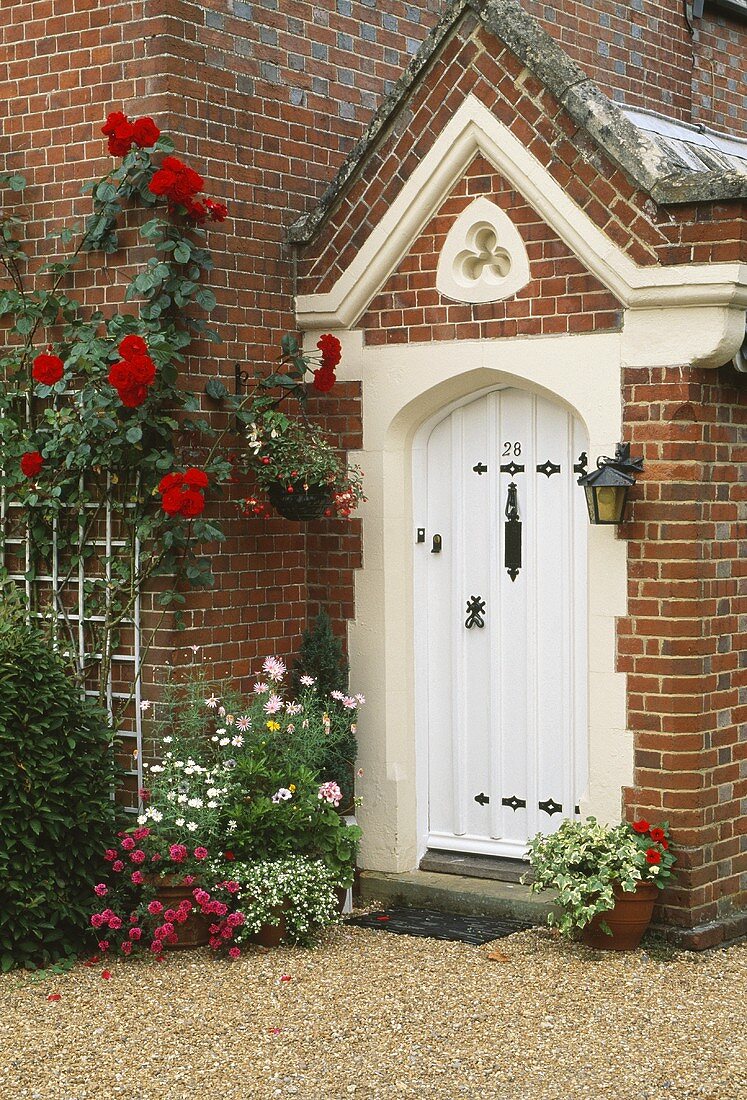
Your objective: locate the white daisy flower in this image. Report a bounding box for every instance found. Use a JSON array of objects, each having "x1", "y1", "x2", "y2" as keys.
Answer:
[{"x1": 205, "y1": 695, "x2": 220, "y2": 709}]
